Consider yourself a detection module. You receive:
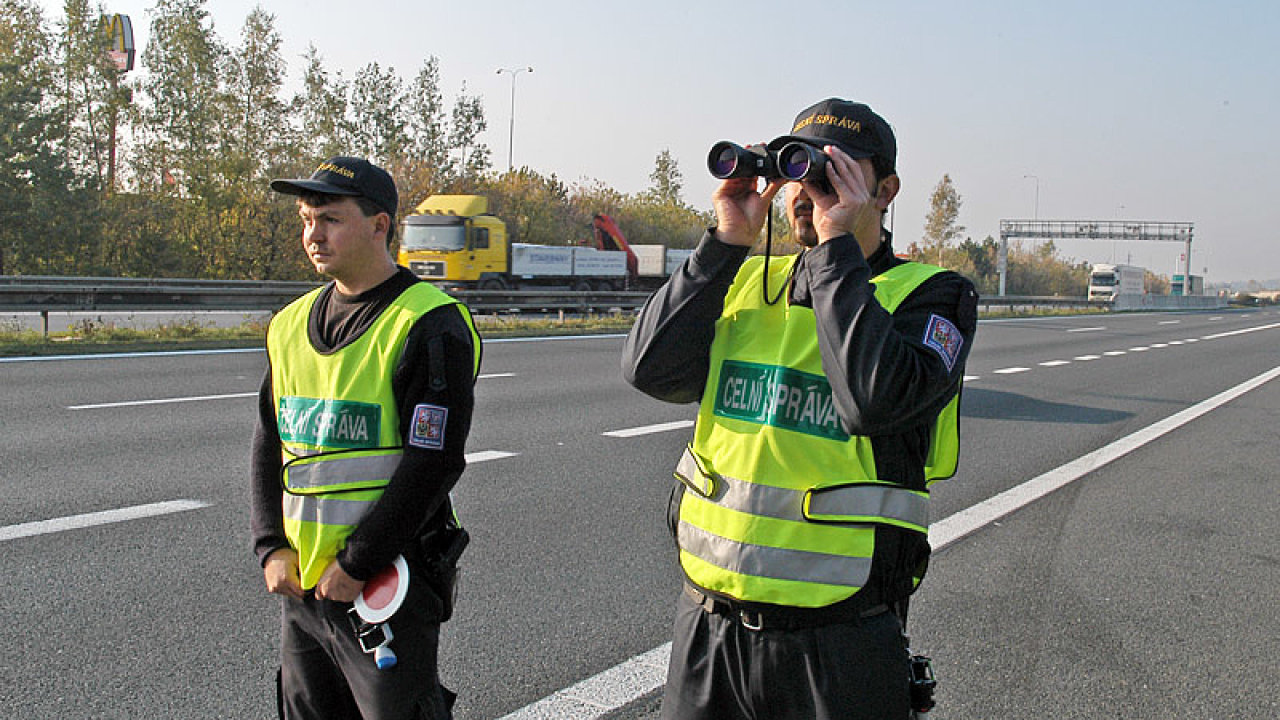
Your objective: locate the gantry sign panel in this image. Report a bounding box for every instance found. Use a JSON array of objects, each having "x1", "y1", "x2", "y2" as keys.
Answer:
[{"x1": 996, "y1": 220, "x2": 1194, "y2": 296}]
